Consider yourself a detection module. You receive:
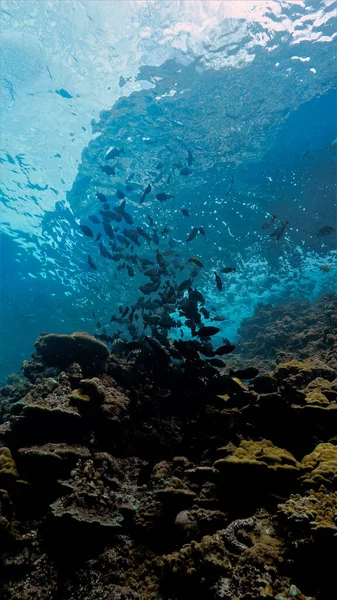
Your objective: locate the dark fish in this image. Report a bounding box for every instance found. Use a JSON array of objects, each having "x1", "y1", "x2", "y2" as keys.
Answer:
[
  {"x1": 174, "y1": 339, "x2": 200, "y2": 360},
  {"x1": 161, "y1": 226, "x2": 175, "y2": 235},
  {"x1": 147, "y1": 215, "x2": 154, "y2": 226},
  {"x1": 221, "y1": 267, "x2": 236, "y2": 274},
  {"x1": 106, "y1": 147, "x2": 124, "y2": 160},
  {"x1": 229, "y1": 367, "x2": 259, "y2": 380},
  {"x1": 301, "y1": 149, "x2": 310, "y2": 160},
  {"x1": 123, "y1": 211, "x2": 133, "y2": 225},
  {"x1": 262, "y1": 215, "x2": 278, "y2": 230},
  {"x1": 87, "y1": 255, "x2": 97, "y2": 270},
  {"x1": 96, "y1": 192, "x2": 108, "y2": 202},
  {"x1": 199, "y1": 226, "x2": 206, "y2": 236},
  {"x1": 137, "y1": 226, "x2": 152, "y2": 241},
  {"x1": 89, "y1": 215, "x2": 100, "y2": 224},
  {"x1": 139, "y1": 281, "x2": 160, "y2": 295},
  {"x1": 80, "y1": 225, "x2": 94, "y2": 237},
  {"x1": 194, "y1": 326, "x2": 220, "y2": 338},
  {"x1": 188, "y1": 288, "x2": 205, "y2": 304},
  {"x1": 144, "y1": 267, "x2": 162, "y2": 278},
  {"x1": 100, "y1": 165, "x2": 116, "y2": 175},
  {"x1": 270, "y1": 220, "x2": 289, "y2": 241},
  {"x1": 317, "y1": 225, "x2": 335, "y2": 237},
  {"x1": 156, "y1": 192, "x2": 174, "y2": 202},
  {"x1": 140, "y1": 184, "x2": 152, "y2": 204},
  {"x1": 152, "y1": 231, "x2": 160, "y2": 245},
  {"x1": 186, "y1": 227, "x2": 199, "y2": 243},
  {"x1": 156, "y1": 388, "x2": 171, "y2": 398},
  {"x1": 116, "y1": 189, "x2": 125, "y2": 199},
  {"x1": 127, "y1": 264, "x2": 135, "y2": 277},
  {"x1": 187, "y1": 256, "x2": 204, "y2": 268},
  {"x1": 215, "y1": 343, "x2": 235, "y2": 355},
  {"x1": 180, "y1": 167, "x2": 192, "y2": 176},
  {"x1": 214, "y1": 272, "x2": 223, "y2": 291},
  {"x1": 181, "y1": 208, "x2": 190, "y2": 217},
  {"x1": 102, "y1": 203, "x2": 110, "y2": 210},
  {"x1": 111, "y1": 252, "x2": 124, "y2": 262},
  {"x1": 187, "y1": 149, "x2": 194, "y2": 166},
  {"x1": 103, "y1": 223, "x2": 115, "y2": 239},
  {"x1": 178, "y1": 278, "x2": 193, "y2": 292},
  {"x1": 208, "y1": 358, "x2": 226, "y2": 368},
  {"x1": 99, "y1": 242, "x2": 110, "y2": 258},
  {"x1": 96, "y1": 322, "x2": 102, "y2": 328},
  {"x1": 156, "y1": 250, "x2": 167, "y2": 270},
  {"x1": 156, "y1": 162, "x2": 164, "y2": 170},
  {"x1": 211, "y1": 315, "x2": 227, "y2": 322},
  {"x1": 200, "y1": 306, "x2": 210, "y2": 319},
  {"x1": 95, "y1": 233, "x2": 102, "y2": 243},
  {"x1": 224, "y1": 175, "x2": 234, "y2": 197}
]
